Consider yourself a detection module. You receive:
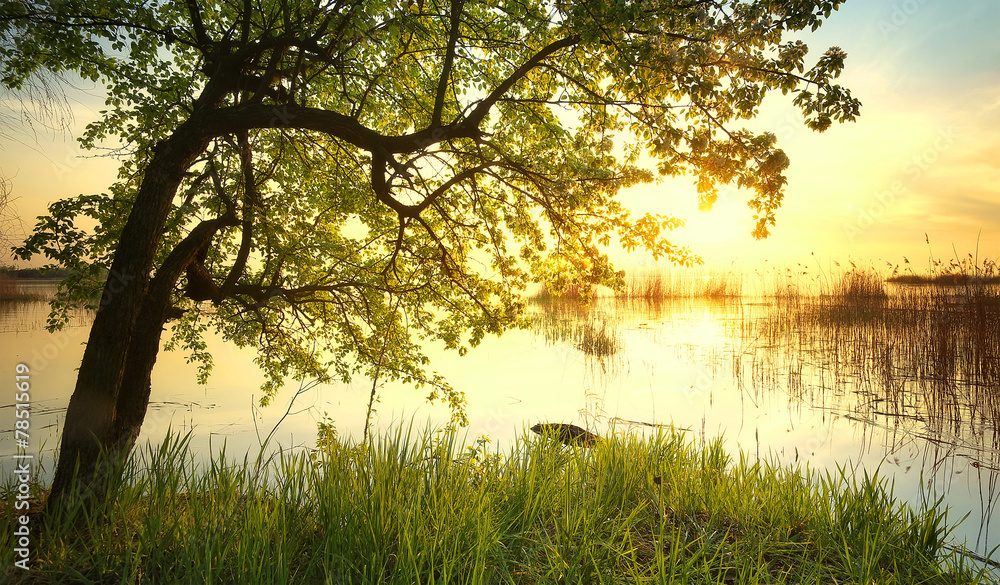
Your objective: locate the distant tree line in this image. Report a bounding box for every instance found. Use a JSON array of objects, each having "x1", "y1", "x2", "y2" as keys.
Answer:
[
  {"x1": 887, "y1": 273, "x2": 1000, "y2": 286},
  {"x1": 0, "y1": 266, "x2": 75, "y2": 279}
]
